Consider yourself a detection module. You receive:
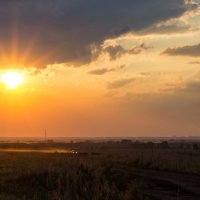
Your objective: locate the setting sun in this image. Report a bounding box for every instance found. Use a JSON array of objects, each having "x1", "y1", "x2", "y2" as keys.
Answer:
[{"x1": 1, "y1": 71, "x2": 24, "y2": 90}]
